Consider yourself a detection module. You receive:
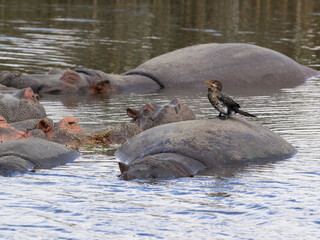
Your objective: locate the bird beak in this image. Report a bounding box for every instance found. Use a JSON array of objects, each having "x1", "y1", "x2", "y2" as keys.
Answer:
[
  {"x1": 205, "y1": 81, "x2": 214, "y2": 86},
  {"x1": 205, "y1": 81, "x2": 217, "y2": 87}
]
